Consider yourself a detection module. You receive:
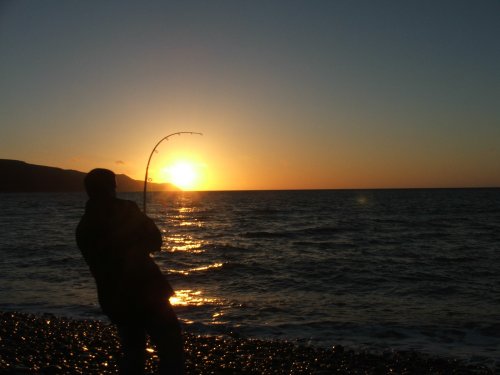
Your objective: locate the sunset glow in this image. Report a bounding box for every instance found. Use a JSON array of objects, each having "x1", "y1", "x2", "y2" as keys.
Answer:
[{"x1": 161, "y1": 161, "x2": 200, "y2": 190}]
